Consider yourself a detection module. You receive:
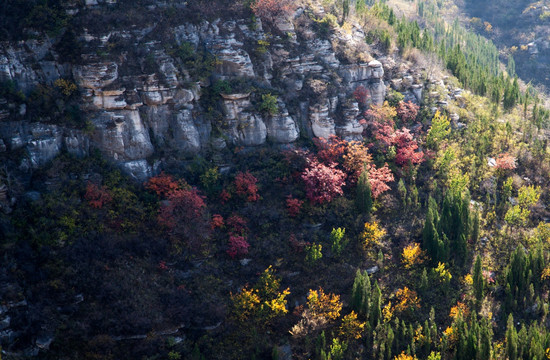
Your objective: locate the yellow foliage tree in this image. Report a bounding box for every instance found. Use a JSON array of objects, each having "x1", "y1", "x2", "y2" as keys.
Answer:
[
  {"x1": 435, "y1": 262, "x2": 452, "y2": 283},
  {"x1": 231, "y1": 266, "x2": 290, "y2": 323},
  {"x1": 401, "y1": 243, "x2": 425, "y2": 268},
  {"x1": 394, "y1": 287, "x2": 420, "y2": 314},
  {"x1": 361, "y1": 221, "x2": 386, "y2": 249},
  {"x1": 382, "y1": 301, "x2": 394, "y2": 322},
  {"x1": 394, "y1": 352, "x2": 418, "y2": 360},
  {"x1": 338, "y1": 311, "x2": 365, "y2": 340},
  {"x1": 230, "y1": 287, "x2": 261, "y2": 322},
  {"x1": 307, "y1": 287, "x2": 342, "y2": 321},
  {"x1": 449, "y1": 301, "x2": 469, "y2": 320}
]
